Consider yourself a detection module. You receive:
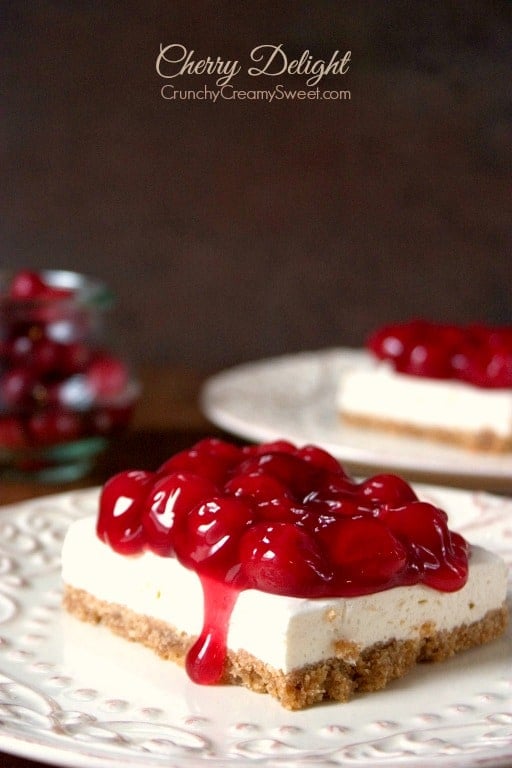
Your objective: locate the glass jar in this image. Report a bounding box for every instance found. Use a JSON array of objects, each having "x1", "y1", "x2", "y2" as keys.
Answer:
[{"x1": 0, "y1": 269, "x2": 140, "y2": 482}]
